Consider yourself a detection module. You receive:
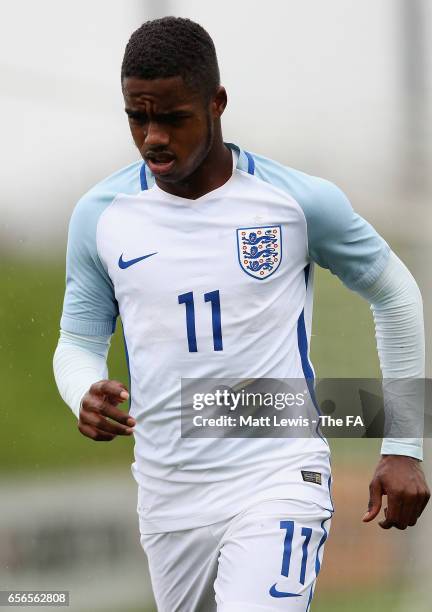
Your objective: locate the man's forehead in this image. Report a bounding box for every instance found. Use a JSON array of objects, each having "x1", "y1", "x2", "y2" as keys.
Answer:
[{"x1": 122, "y1": 75, "x2": 198, "y2": 106}]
